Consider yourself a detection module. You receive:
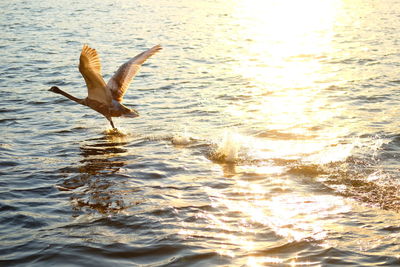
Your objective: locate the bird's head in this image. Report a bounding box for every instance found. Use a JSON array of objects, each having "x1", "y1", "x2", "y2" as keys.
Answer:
[{"x1": 49, "y1": 86, "x2": 61, "y2": 94}]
